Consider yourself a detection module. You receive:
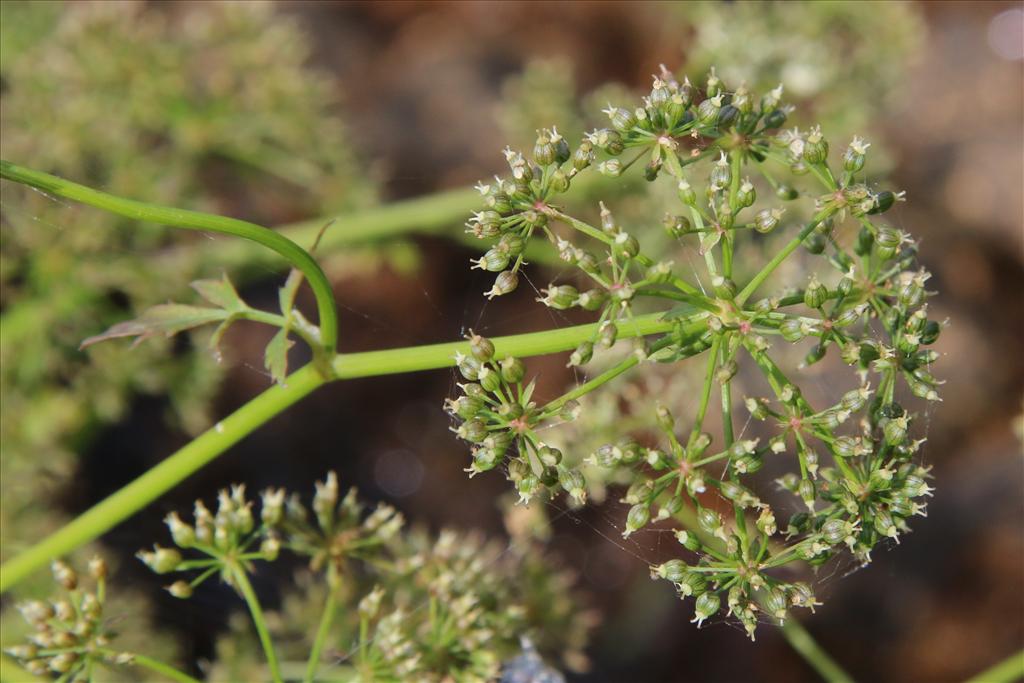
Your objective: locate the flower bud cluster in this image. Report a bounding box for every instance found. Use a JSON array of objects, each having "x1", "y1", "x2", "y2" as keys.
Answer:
[
  {"x1": 7, "y1": 558, "x2": 121, "y2": 678},
  {"x1": 264, "y1": 471, "x2": 403, "y2": 584},
  {"x1": 458, "y1": 66, "x2": 940, "y2": 638},
  {"x1": 446, "y1": 332, "x2": 588, "y2": 506}
]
